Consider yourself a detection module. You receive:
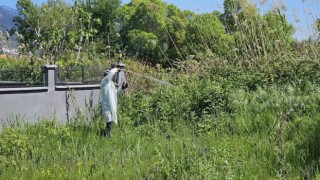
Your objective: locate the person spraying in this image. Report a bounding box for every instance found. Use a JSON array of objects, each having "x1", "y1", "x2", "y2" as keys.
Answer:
[{"x1": 100, "y1": 52, "x2": 128, "y2": 137}]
